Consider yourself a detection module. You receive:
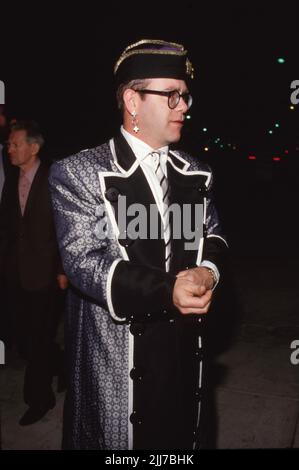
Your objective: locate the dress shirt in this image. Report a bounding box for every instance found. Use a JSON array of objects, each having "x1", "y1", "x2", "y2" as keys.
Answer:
[
  {"x1": 121, "y1": 126, "x2": 168, "y2": 225},
  {"x1": 18, "y1": 158, "x2": 40, "y2": 215}
]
